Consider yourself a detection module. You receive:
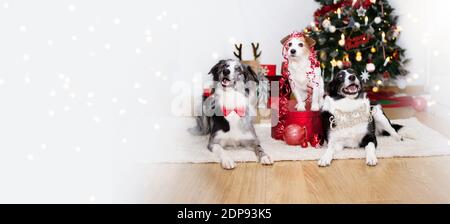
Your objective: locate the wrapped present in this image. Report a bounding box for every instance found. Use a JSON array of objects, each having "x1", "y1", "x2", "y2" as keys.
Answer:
[
  {"x1": 242, "y1": 60, "x2": 260, "y2": 76},
  {"x1": 285, "y1": 101, "x2": 323, "y2": 144},
  {"x1": 255, "y1": 108, "x2": 271, "y2": 124},
  {"x1": 272, "y1": 100, "x2": 323, "y2": 147},
  {"x1": 260, "y1": 64, "x2": 277, "y2": 76}
]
